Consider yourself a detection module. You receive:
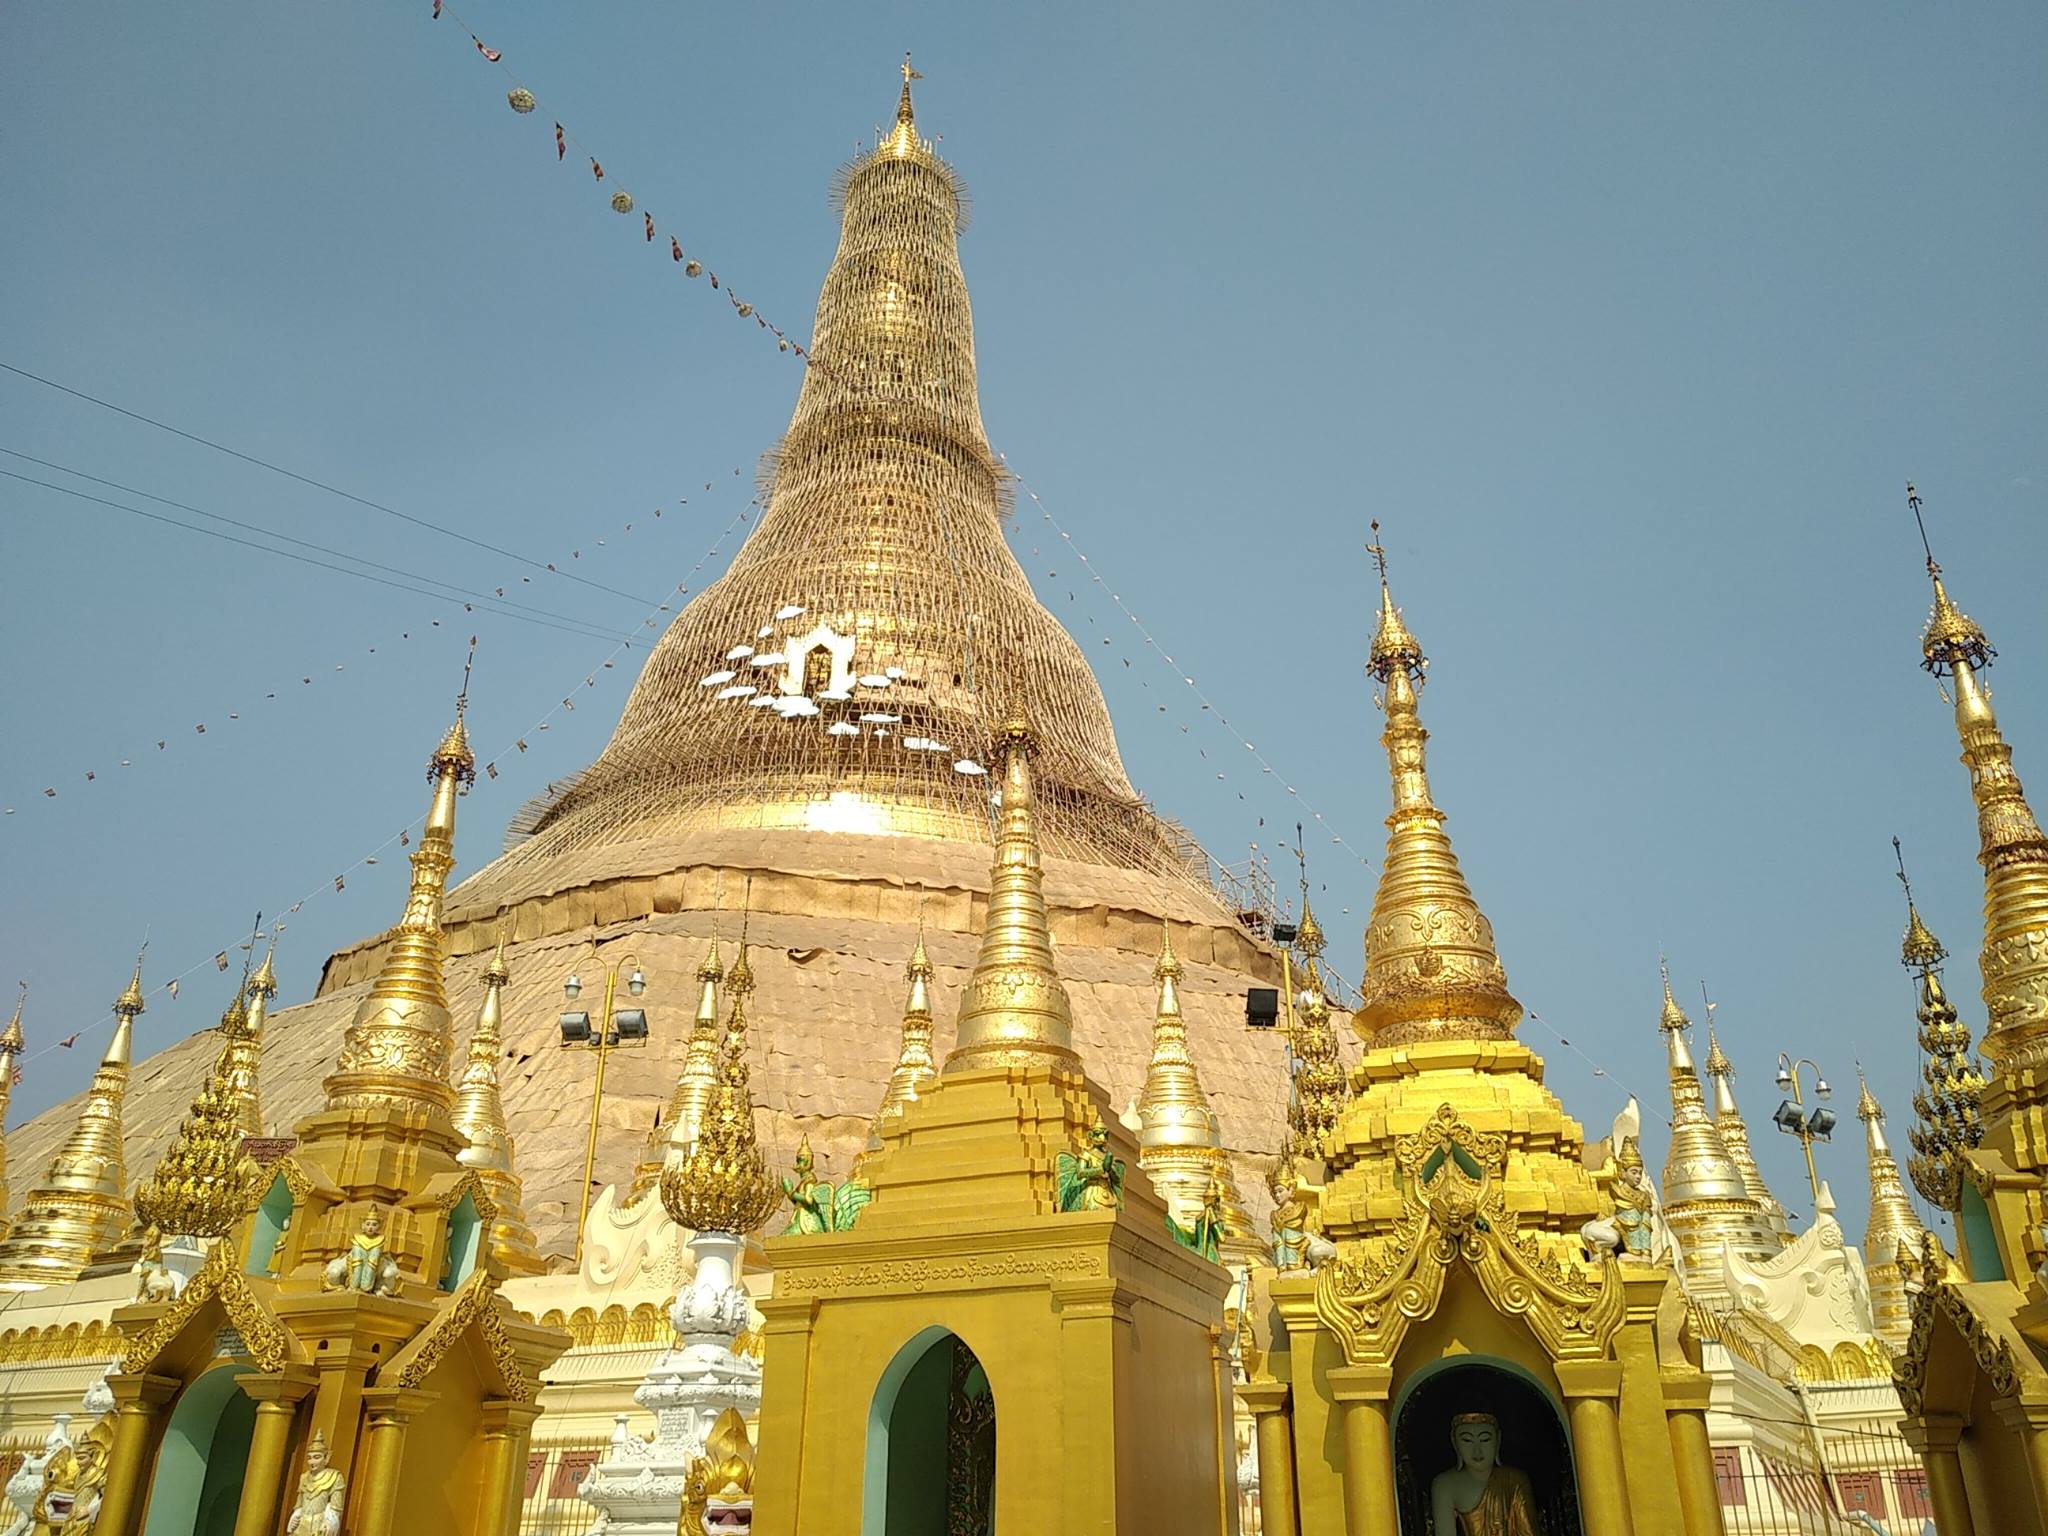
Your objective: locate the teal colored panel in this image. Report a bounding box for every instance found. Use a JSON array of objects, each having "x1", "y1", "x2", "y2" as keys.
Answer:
[
  {"x1": 1960, "y1": 1182, "x2": 2006, "y2": 1281},
  {"x1": 444, "y1": 1190, "x2": 482, "y2": 1292},
  {"x1": 142, "y1": 1364, "x2": 251, "y2": 1536},
  {"x1": 245, "y1": 1174, "x2": 294, "y2": 1277},
  {"x1": 883, "y1": 1337, "x2": 952, "y2": 1536}
]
